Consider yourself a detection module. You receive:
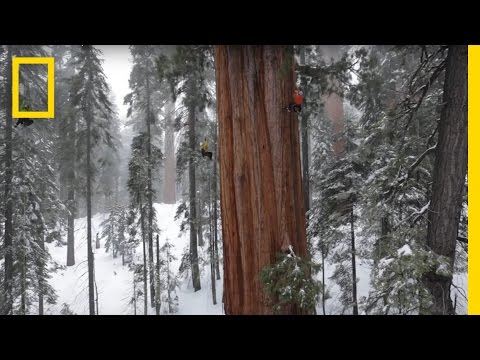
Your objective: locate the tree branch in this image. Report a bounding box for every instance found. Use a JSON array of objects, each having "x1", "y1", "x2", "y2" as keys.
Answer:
[
  {"x1": 384, "y1": 145, "x2": 437, "y2": 200},
  {"x1": 457, "y1": 236, "x2": 468, "y2": 244}
]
